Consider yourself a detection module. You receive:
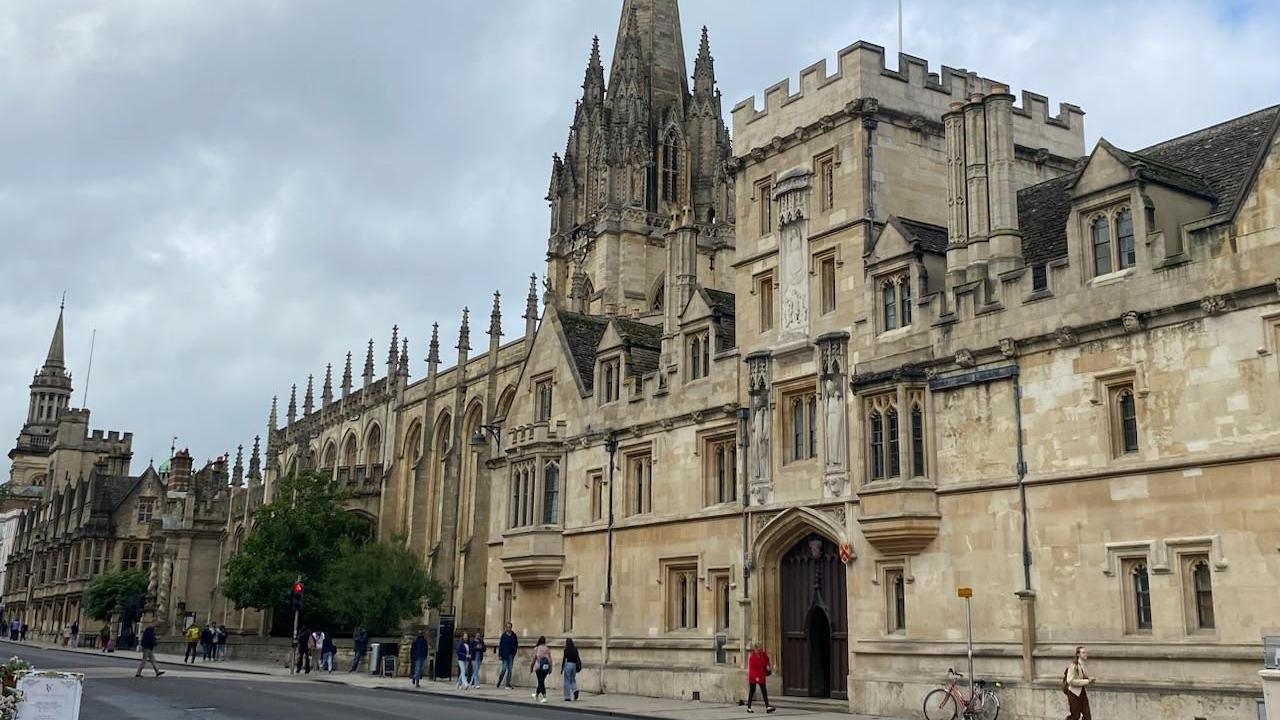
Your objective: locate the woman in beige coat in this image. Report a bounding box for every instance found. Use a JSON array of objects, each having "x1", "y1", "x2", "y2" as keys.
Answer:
[{"x1": 1064, "y1": 645, "x2": 1096, "y2": 720}]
